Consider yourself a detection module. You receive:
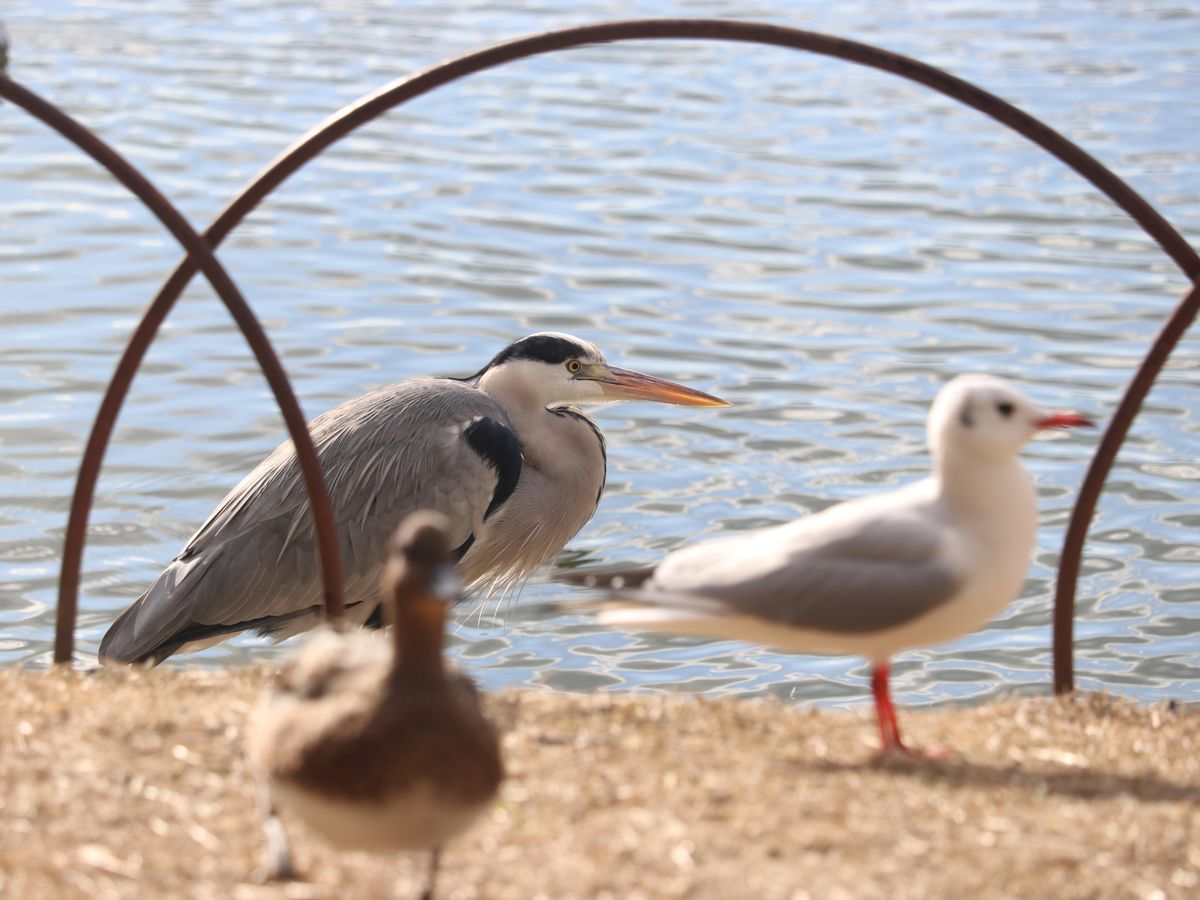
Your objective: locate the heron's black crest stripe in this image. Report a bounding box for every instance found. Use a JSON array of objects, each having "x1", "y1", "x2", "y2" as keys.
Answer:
[
  {"x1": 553, "y1": 407, "x2": 607, "y2": 504},
  {"x1": 464, "y1": 334, "x2": 586, "y2": 379},
  {"x1": 463, "y1": 416, "x2": 523, "y2": 519}
]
